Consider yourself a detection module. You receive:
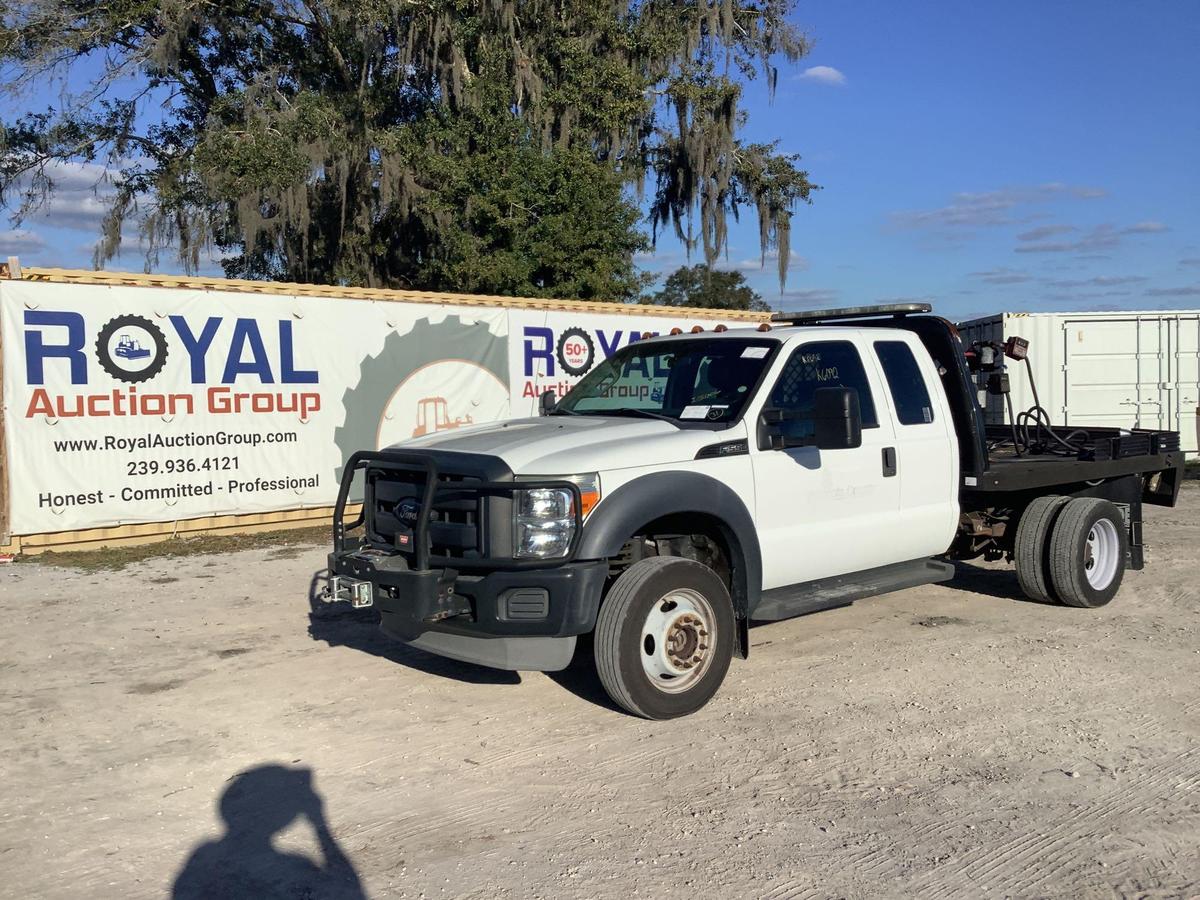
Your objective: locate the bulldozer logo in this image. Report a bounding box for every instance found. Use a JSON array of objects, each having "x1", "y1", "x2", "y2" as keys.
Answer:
[
  {"x1": 95, "y1": 315, "x2": 169, "y2": 383},
  {"x1": 412, "y1": 396, "x2": 473, "y2": 437},
  {"x1": 333, "y1": 316, "x2": 508, "y2": 483}
]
